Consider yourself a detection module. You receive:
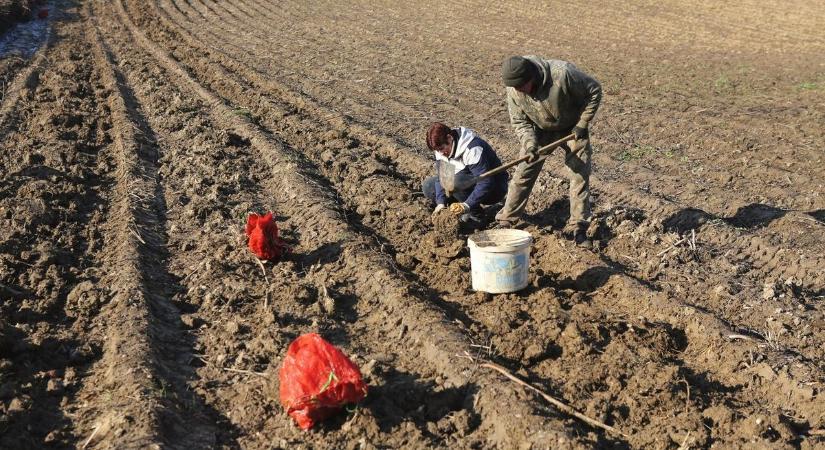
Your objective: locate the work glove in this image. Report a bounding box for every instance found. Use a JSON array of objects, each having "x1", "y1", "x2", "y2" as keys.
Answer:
[
  {"x1": 525, "y1": 144, "x2": 540, "y2": 163},
  {"x1": 449, "y1": 202, "x2": 470, "y2": 216},
  {"x1": 432, "y1": 204, "x2": 446, "y2": 216},
  {"x1": 573, "y1": 126, "x2": 589, "y2": 140}
]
